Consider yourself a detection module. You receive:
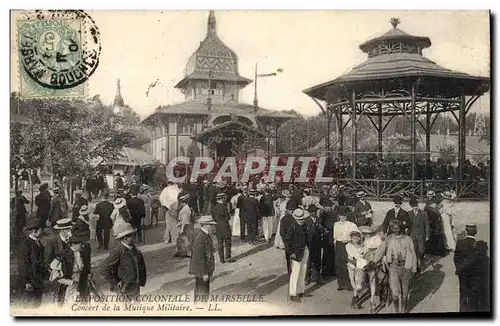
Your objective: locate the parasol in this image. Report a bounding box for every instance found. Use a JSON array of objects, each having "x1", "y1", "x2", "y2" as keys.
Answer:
[{"x1": 159, "y1": 184, "x2": 181, "y2": 209}]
